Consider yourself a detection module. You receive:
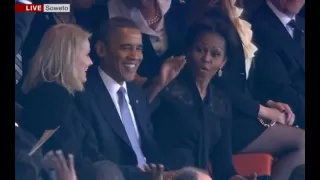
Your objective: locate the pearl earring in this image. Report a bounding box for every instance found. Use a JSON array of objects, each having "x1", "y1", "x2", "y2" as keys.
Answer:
[{"x1": 218, "y1": 69, "x2": 223, "y2": 77}]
